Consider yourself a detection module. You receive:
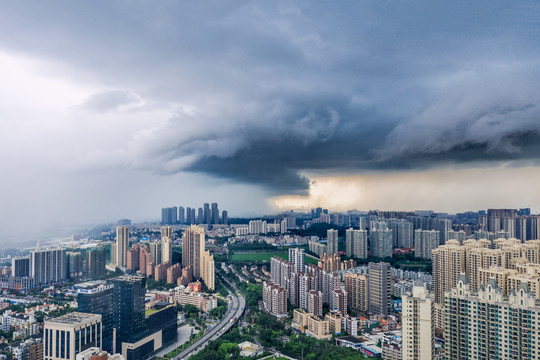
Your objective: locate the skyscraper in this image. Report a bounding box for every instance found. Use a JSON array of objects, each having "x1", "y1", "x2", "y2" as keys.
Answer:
[
  {"x1": 186, "y1": 207, "x2": 192, "y2": 224},
  {"x1": 203, "y1": 203, "x2": 211, "y2": 224},
  {"x1": 402, "y1": 281, "x2": 433, "y2": 360},
  {"x1": 211, "y1": 203, "x2": 219, "y2": 224},
  {"x1": 327, "y1": 229, "x2": 339, "y2": 255},
  {"x1": 369, "y1": 227, "x2": 393, "y2": 258},
  {"x1": 77, "y1": 282, "x2": 114, "y2": 353},
  {"x1": 43, "y1": 313, "x2": 102, "y2": 360},
  {"x1": 12, "y1": 256, "x2": 30, "y2": 277},
  {"x1": 150, "y1": 241, "x2": 162, "y2": 266},
  {"x1": 114, "y1": 226, "x2": 129, "y2": 268},
  {"x1": 345, "y1": 228, "x2": 368, "y2": 259},
  {"x1": 178, "y1": 206, "x2": 185, "y2": 224},
  {"x1": 221, "y1": 210, "x2": 228, "y2": 225},
  {"x1": 161, "y1": 227, "x2": 173, "y2": 265},
  {"x1": 30, "y1": 248, "x2": 67, "y2": 285},
  {"x1": 198, "y1": 207, "x2": 204, "y2": 224},
  {"x1": 182, "y1": 225, "x2": 205, "y2": 279},
  {"x1": 368, "y1": 262, "x2": 391, "y2": 315},
  {"x1": 288, "y1": 248, "x2": 305, "y2": 272},
  {"x1": 109, "y1": 276, "x2": 147, "y2": 346},
  {"x1": 414, "y1": 229, "x2": 440, "y2": 259},
  {"x1": 87, "y1": 248, "x2": 107, "y2": 279}
]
